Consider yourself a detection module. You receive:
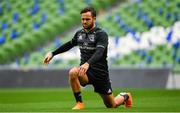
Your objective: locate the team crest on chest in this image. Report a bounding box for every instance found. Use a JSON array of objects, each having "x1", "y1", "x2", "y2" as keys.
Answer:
[{"x1": 88, "y1": 34, "x2": 95, "y2": 42}]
